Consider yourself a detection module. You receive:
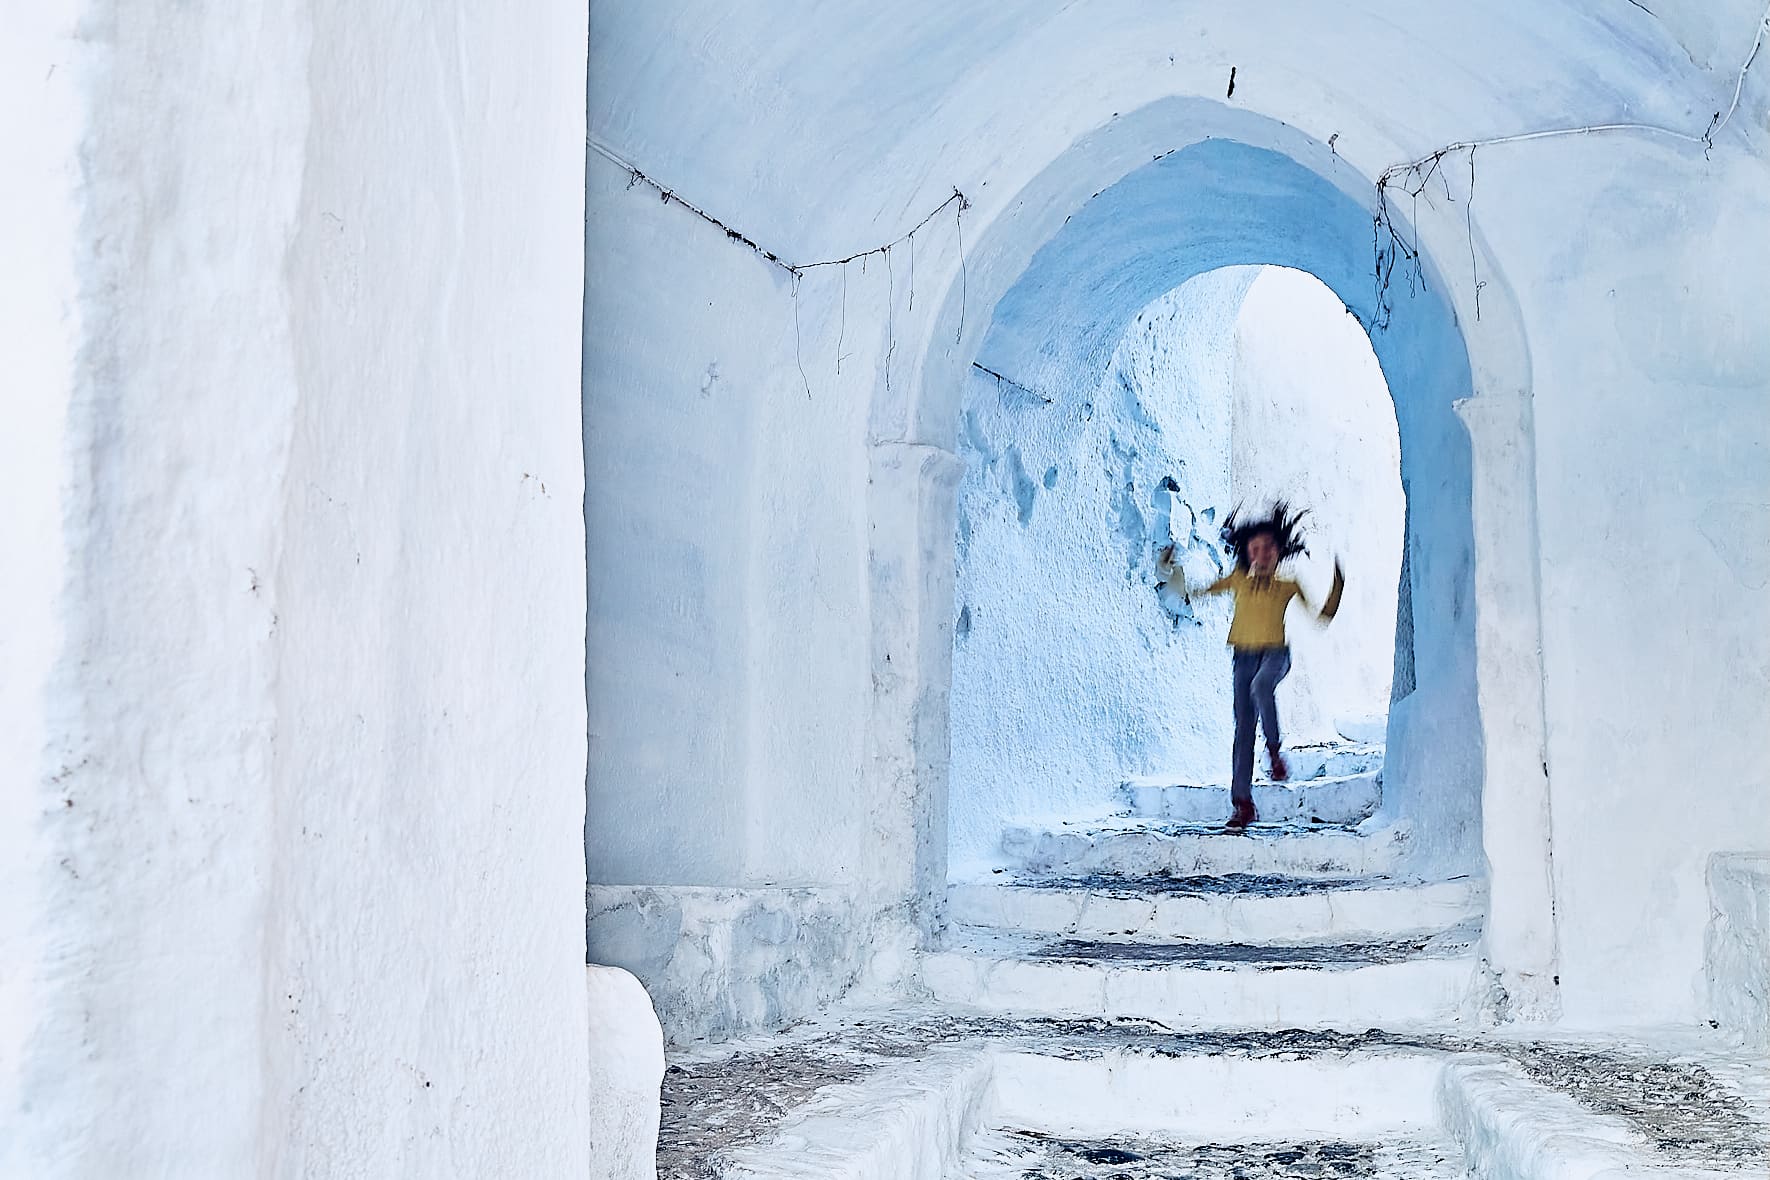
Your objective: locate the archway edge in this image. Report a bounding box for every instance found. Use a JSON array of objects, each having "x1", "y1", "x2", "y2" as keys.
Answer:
[{"x1": 873, "y1": 94, "x2": 1559, "y2": 1017}]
